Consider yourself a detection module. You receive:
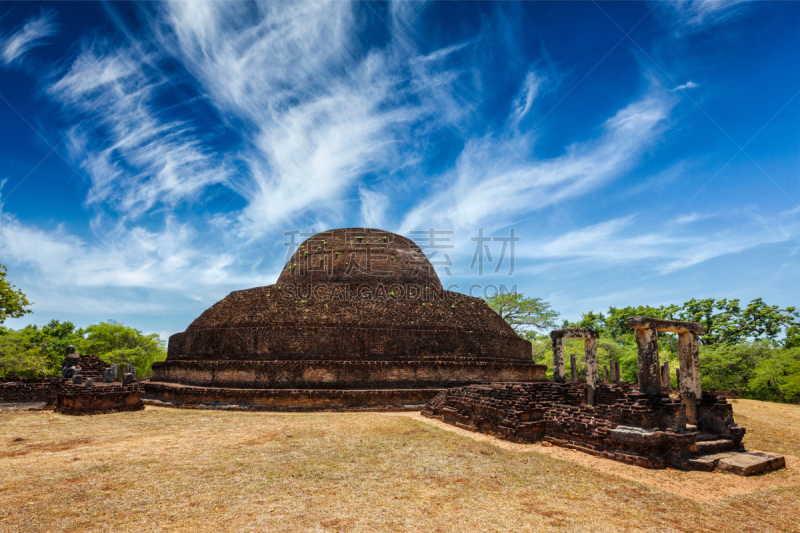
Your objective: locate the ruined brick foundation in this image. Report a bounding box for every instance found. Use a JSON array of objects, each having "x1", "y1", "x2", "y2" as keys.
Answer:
[
  {"x1": 422, "y1": 382, "x2": 781, "y2": 473},
  {"x1": 56, "y1": 383, "x2": 145, "y2": 415},
  {"x1": 2, "y1": 355, "x2": 144, "y2": 415}
]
